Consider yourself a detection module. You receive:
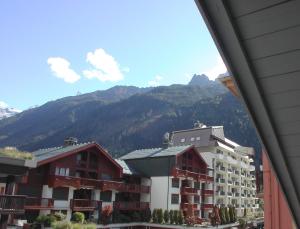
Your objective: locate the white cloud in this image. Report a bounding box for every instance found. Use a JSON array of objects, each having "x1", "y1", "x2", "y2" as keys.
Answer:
[
  {"x1": 47, "y1": 57, "x2": 81, "y2": 83},
  {"x1": 83, "y1": 48, "x2": 125, "y2": 82},
  {"x1": 203, "y1": 56, "x2": 227, "y2": 80},
  {"x1": 0, "y1": 101, "x2": 8, "y2": 108},
  {"x1": 148, "y1": 75, "x2": 163, "y2": 87}
]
